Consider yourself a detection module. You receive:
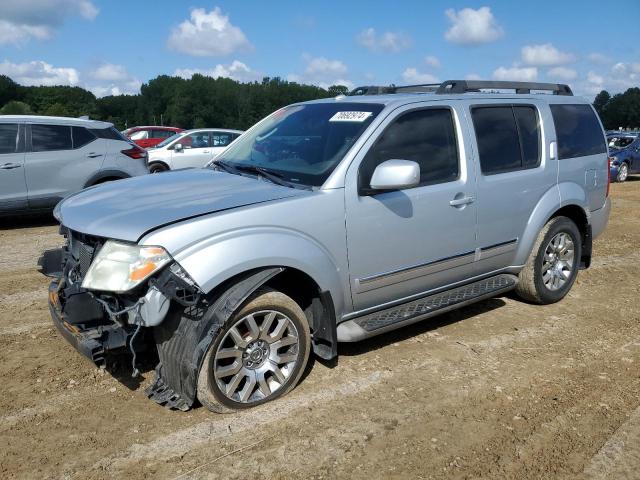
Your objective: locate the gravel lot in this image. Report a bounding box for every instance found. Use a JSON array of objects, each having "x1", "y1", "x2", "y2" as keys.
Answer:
[{"x1": 1, "y1": 180, "x2": 639, "y2": 480}]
